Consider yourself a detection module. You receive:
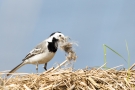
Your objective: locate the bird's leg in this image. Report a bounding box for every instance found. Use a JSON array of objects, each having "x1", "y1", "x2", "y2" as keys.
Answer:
[
  {"x1": 36, "y1": 64, "x2": 38, "y2": 73},
  {"x1": 44, "y1": 63, "x2": 47, "y2": 71}
]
